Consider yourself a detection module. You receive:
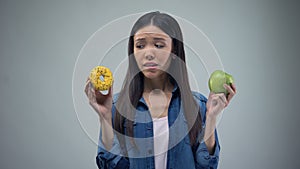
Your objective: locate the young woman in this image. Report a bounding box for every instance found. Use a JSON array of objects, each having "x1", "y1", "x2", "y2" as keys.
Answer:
[{"x1": 85, "y1": 11, "x2": 236, "y2": 169}]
